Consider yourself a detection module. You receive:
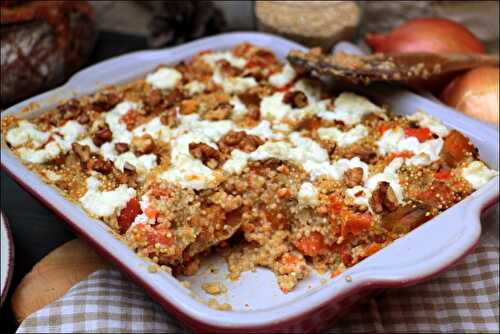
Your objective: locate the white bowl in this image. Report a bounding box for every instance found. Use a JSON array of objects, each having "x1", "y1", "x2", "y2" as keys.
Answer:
[
  {"x1": 1, "y1": 212, "x2": 14, "y2": 308},
  {"x1": 1, "y1": 32, "x2": 498, "y2": 333}
]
